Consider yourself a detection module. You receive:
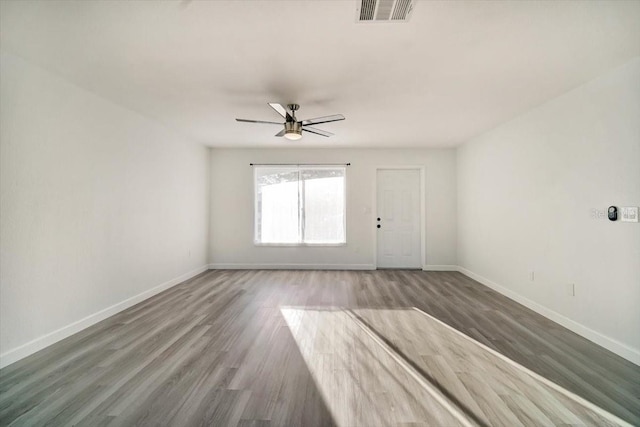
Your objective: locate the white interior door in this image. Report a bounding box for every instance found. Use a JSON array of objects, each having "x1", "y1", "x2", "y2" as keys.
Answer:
[{"x1": 376, "y1": 169, "x2": 421, "y2": 269}]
